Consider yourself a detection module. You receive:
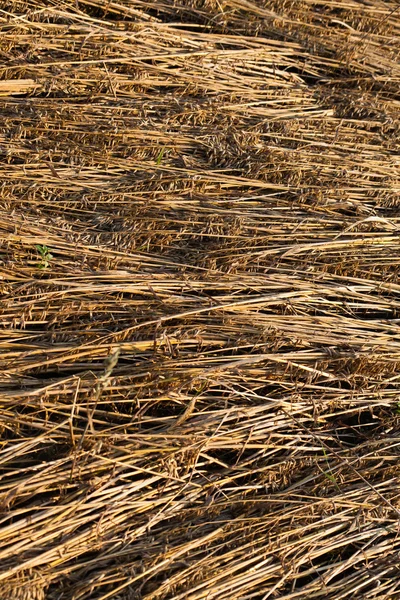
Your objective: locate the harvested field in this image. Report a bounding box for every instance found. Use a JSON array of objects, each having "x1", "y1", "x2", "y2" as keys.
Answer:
[{"x1": 1, "y1": 0, "x2": 400, "y2": 598}]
